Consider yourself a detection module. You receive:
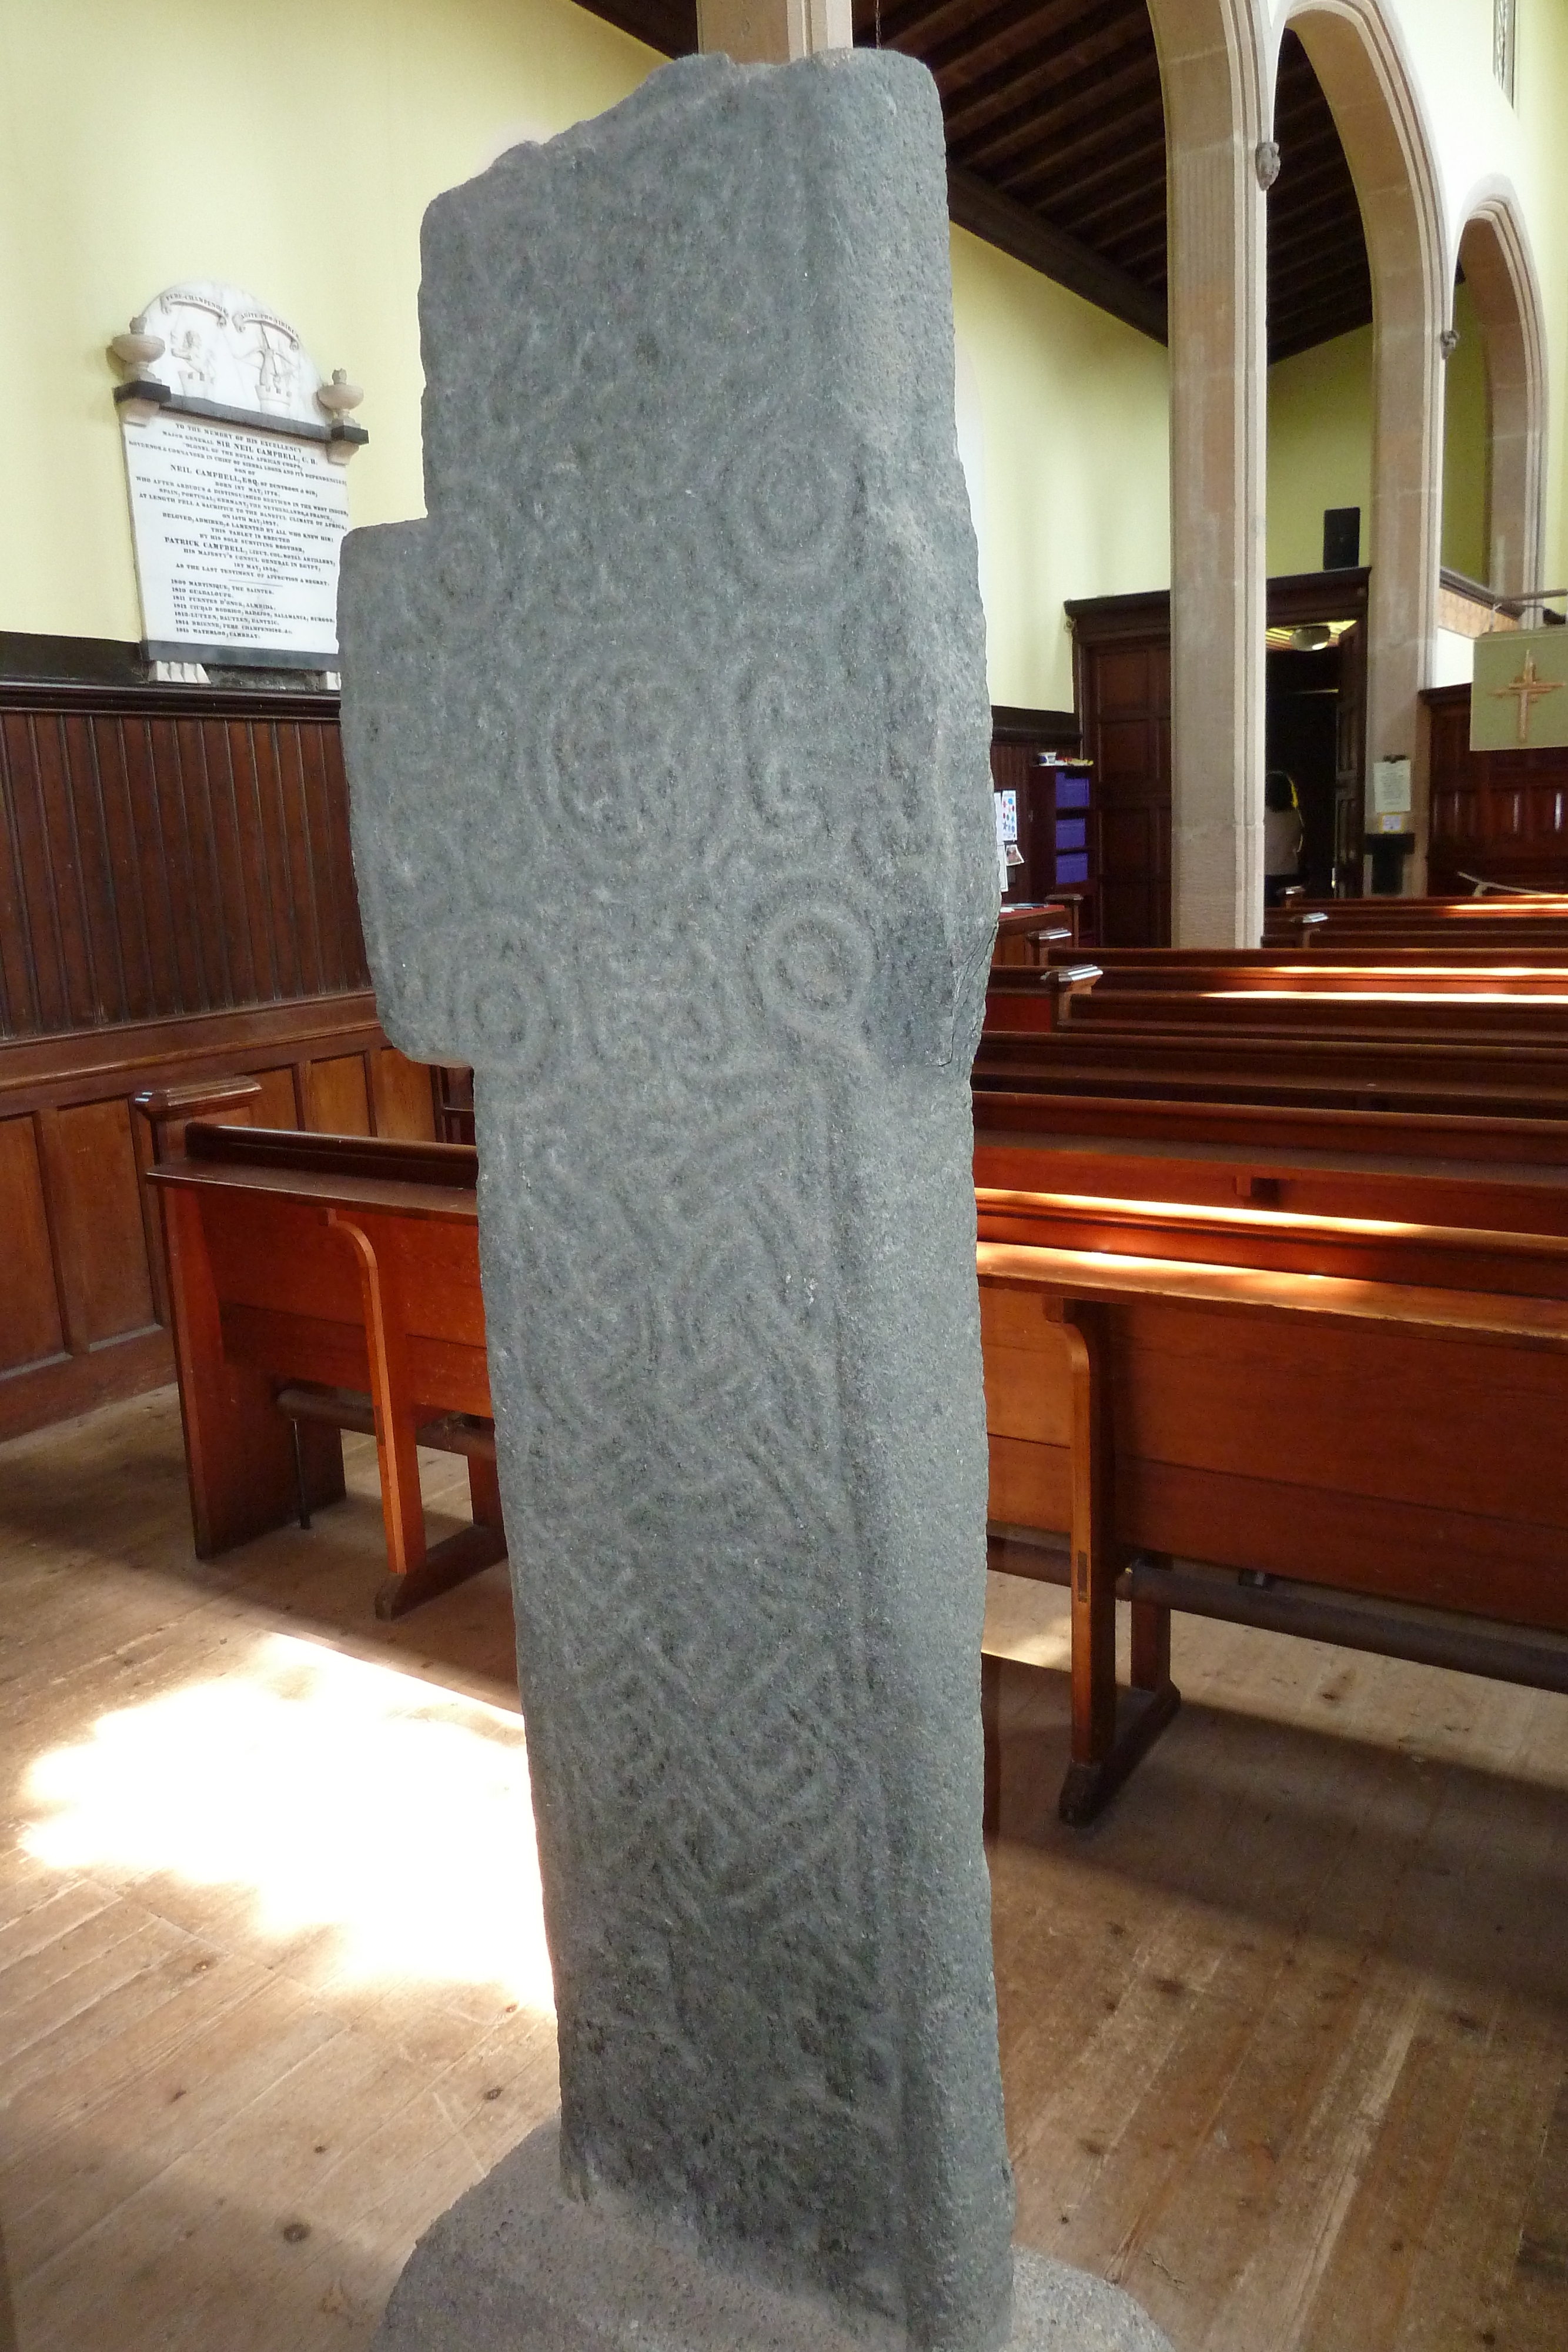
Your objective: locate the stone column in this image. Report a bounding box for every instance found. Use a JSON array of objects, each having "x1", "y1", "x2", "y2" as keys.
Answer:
[
  {"x1": 1147, "y1": 0, "x2": 1269, "y2": 947},
  {"x1": 696, "y1": 0, "x2": 850, "y2": 65}
]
